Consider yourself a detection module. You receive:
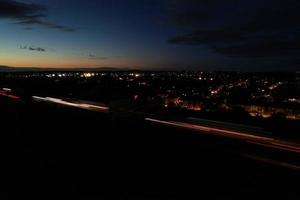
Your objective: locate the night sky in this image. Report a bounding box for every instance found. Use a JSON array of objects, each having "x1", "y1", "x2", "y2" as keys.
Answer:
[{"x1": 0, "y1": 0, "x2": 300, "y2": 71}]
